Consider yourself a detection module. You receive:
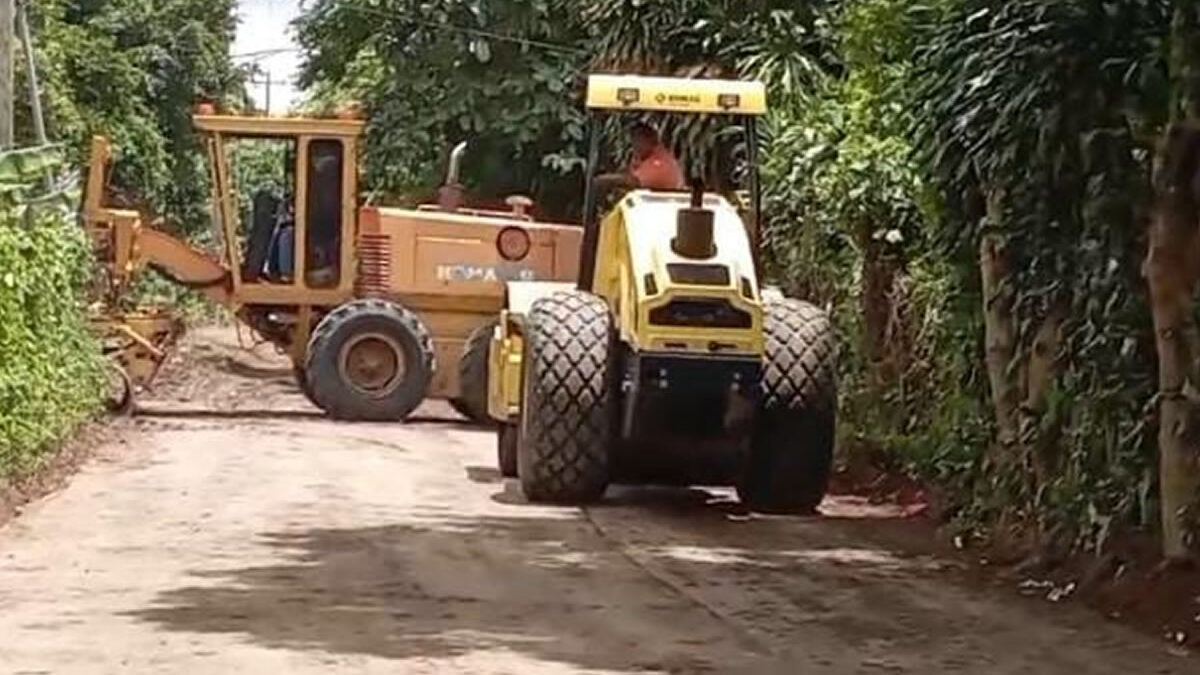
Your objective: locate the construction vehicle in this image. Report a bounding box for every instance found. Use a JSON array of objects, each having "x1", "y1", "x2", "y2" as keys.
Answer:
[
  {"x1": 487, "y1": 75, "x2": 837, "y2": 513},
  {"x1": 85, "y1": 108, "x2": 581, "y2": 421}
]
